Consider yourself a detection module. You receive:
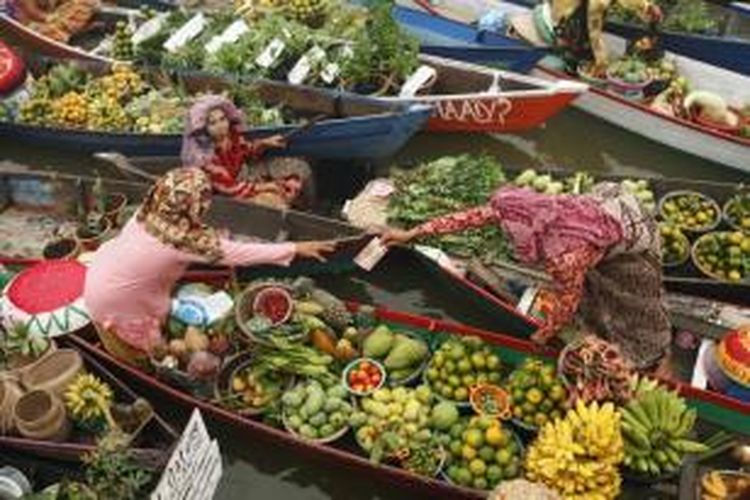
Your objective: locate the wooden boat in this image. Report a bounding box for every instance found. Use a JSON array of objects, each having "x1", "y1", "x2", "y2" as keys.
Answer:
[
  {"x1": 0, "y1": 346, "x2": 178, "y2": 468},
  {"x1": 497, "y1": 0, "x2": 750, "y2": 76},
  {"x1": 376, "y1": 53, "x2": 586, "y2": 133},
  {"x1": 3, "y1": 9, "x2": 581, "y2": 135},
  {"x1": 0, "y1": 55, "x2": 431, "y2": 159},
  {"x1": 391, "y1": 4, "x2": 546, "y2": 69},
  {"x1": 58, "y1": 285, "x2": 750, "y2": 498},
  {"x1": 398, "y1": 1, "x2": 750, "y2": 174},
  {"x1": 1, "y1": 3, "x2": 547, "y2": 73}
]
